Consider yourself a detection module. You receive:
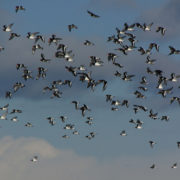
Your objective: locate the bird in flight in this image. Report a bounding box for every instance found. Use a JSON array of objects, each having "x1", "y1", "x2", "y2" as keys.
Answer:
[{"x1": 87, "y1": 10, "x2": 100, "y2": 18}]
